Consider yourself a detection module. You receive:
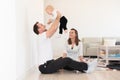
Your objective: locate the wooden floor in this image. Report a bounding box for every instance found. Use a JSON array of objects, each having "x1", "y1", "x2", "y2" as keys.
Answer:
[{"x1": 22, "y1": 68, "x2": 120, "y2": 80}]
